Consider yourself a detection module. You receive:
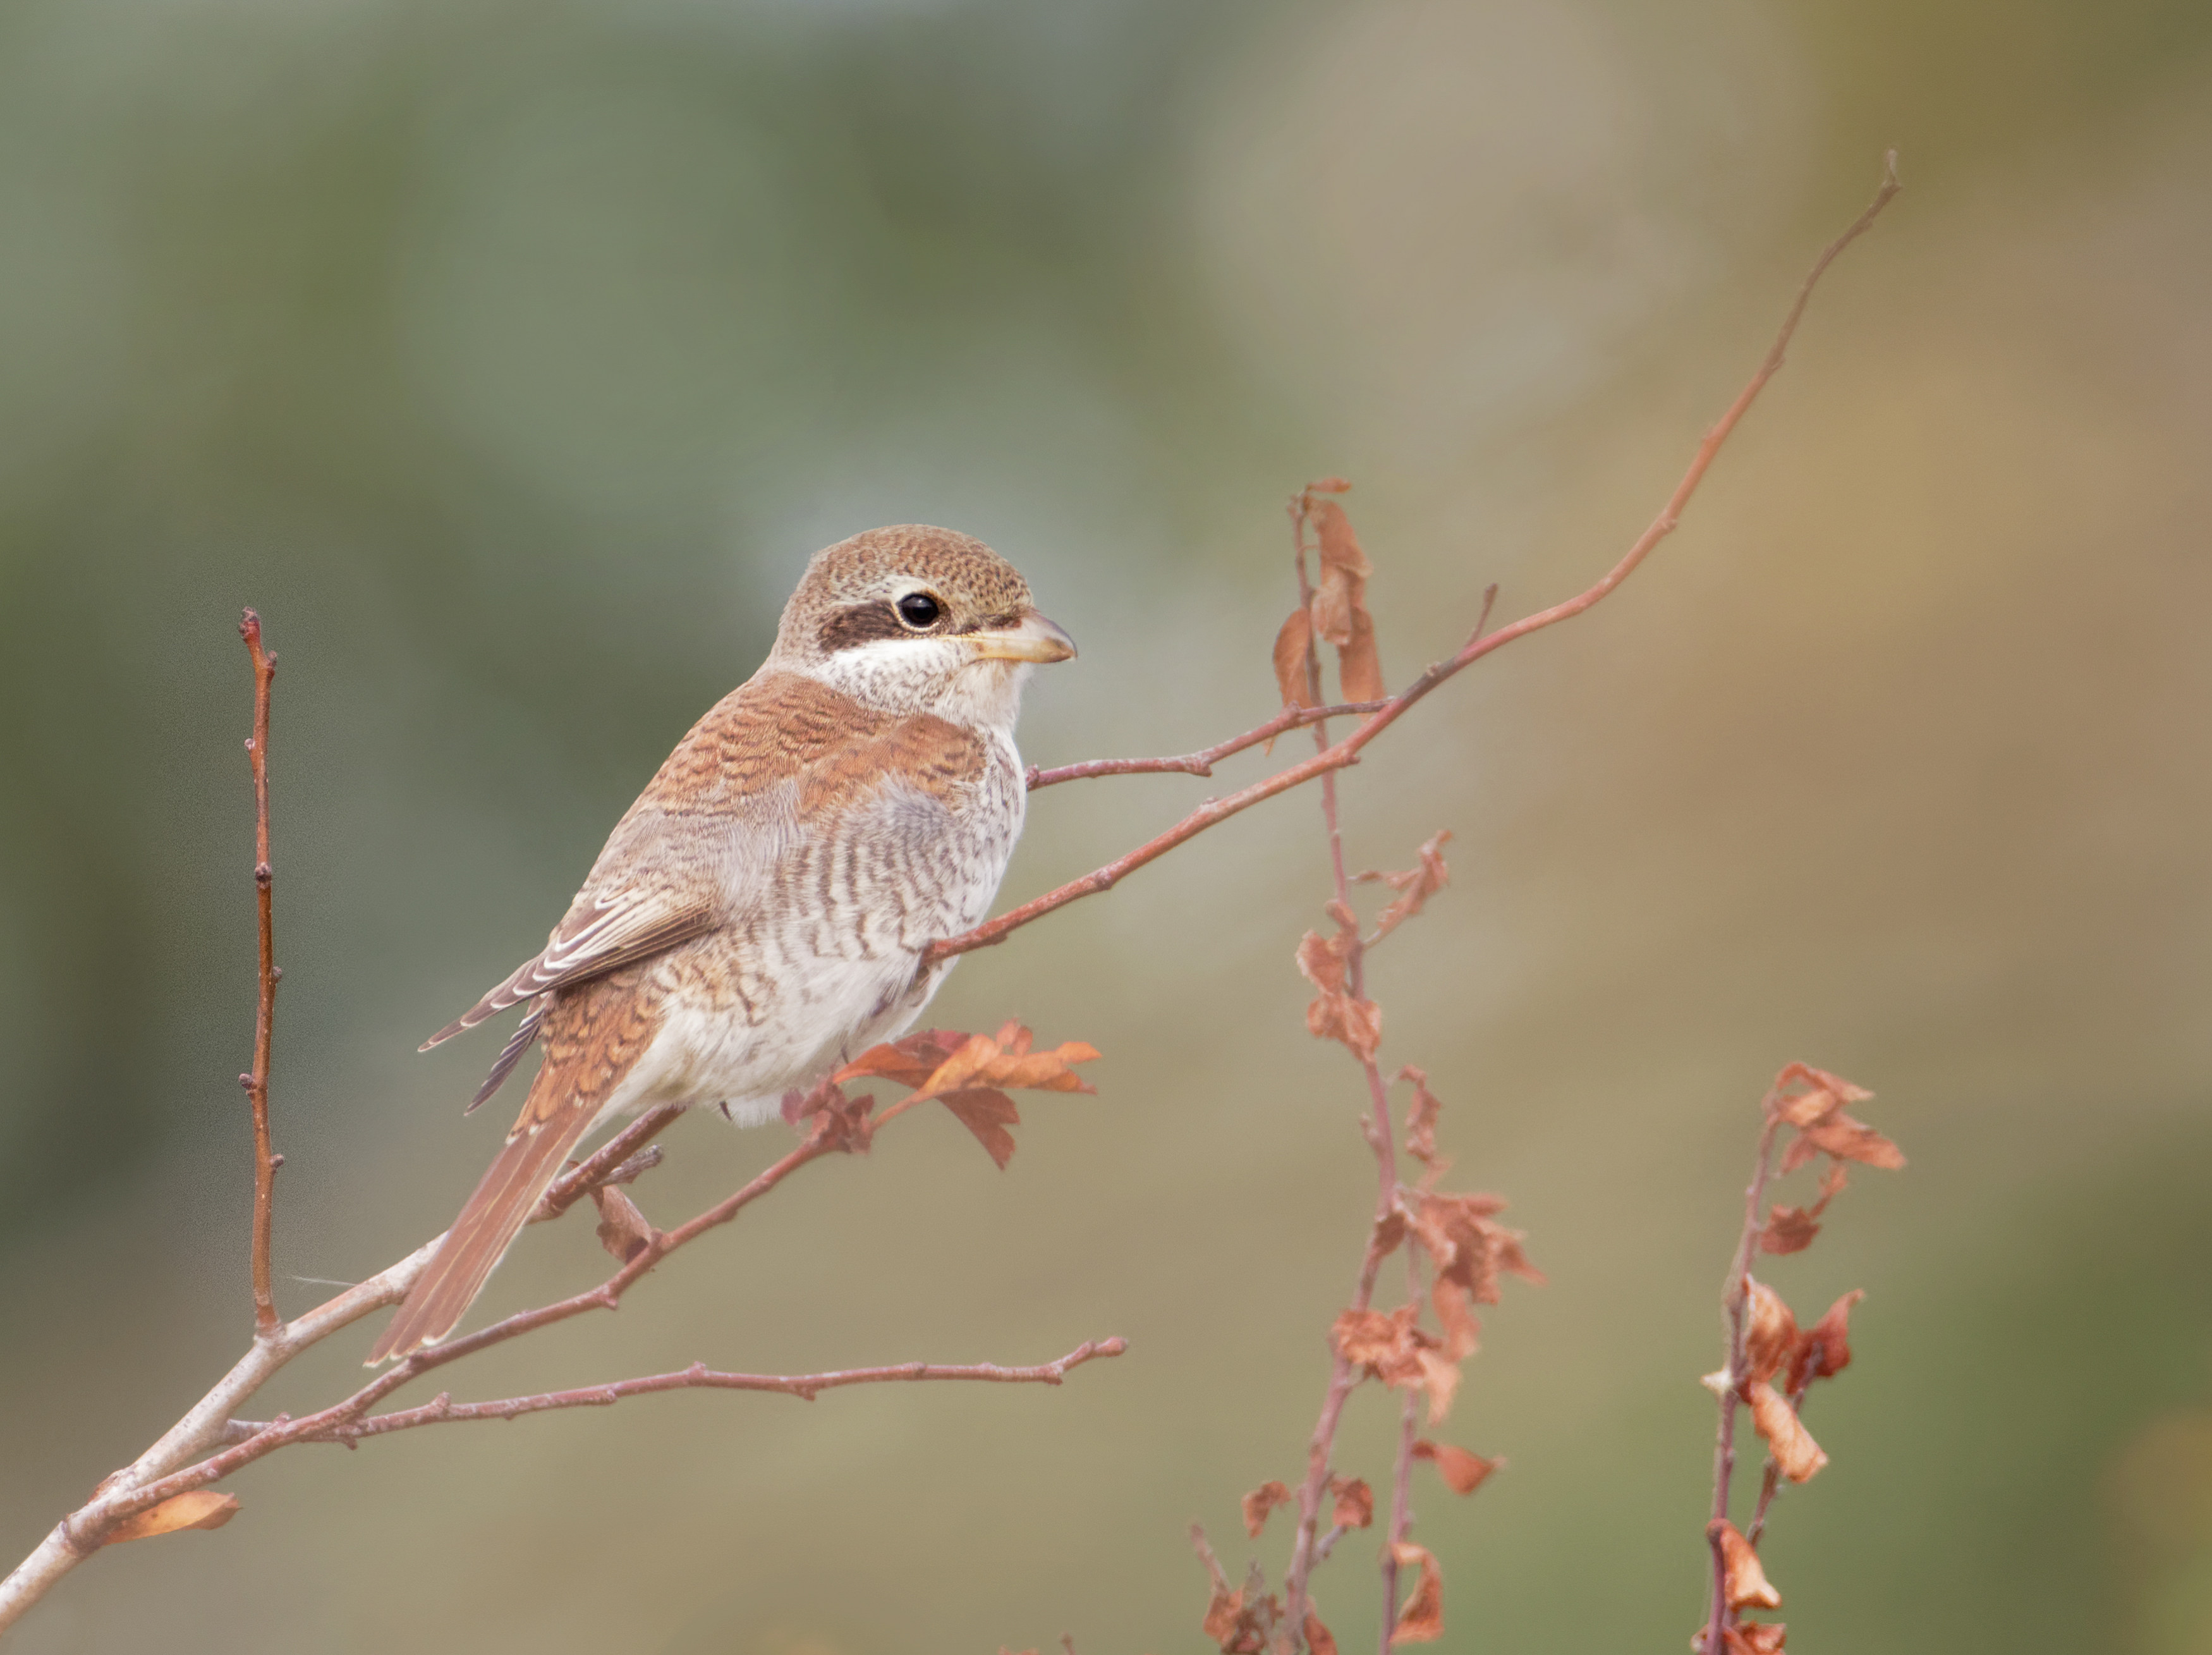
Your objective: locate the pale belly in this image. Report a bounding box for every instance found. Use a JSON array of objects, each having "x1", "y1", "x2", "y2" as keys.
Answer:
[{"x1": 593, "y1": 747, "x2": 1021, "y2": 1127}]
